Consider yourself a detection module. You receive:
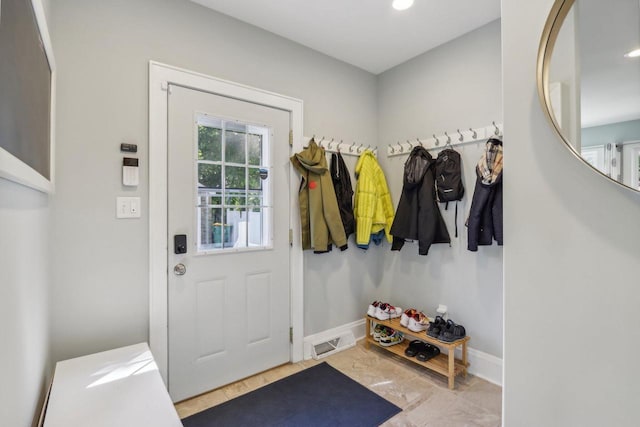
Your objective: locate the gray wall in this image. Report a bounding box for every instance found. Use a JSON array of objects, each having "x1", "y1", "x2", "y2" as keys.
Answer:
[
  {"x1": 582, "y1": 119, "x2": 640, "y2": 147},
  {"x1": 0, "y1": 3, "x2": 53, "y2": 426},
  {"x1": 503, "y1": 1, "x2": 640, "y2": 425},
  {"x1": 376, "y1": 21, "x2": 503, "y2": 357},
  {"x1": 49, "y1": 0, "x2": 378, "y2": 361},
  {"x1": 0, "y1": 180, "x2": 51, "y2": 426}
]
